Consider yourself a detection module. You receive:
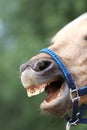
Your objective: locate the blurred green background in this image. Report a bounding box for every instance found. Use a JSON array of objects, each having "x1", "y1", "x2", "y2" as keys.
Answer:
[{"x1": 0, "y1": 0, "x2": 87, "y2": 130}]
